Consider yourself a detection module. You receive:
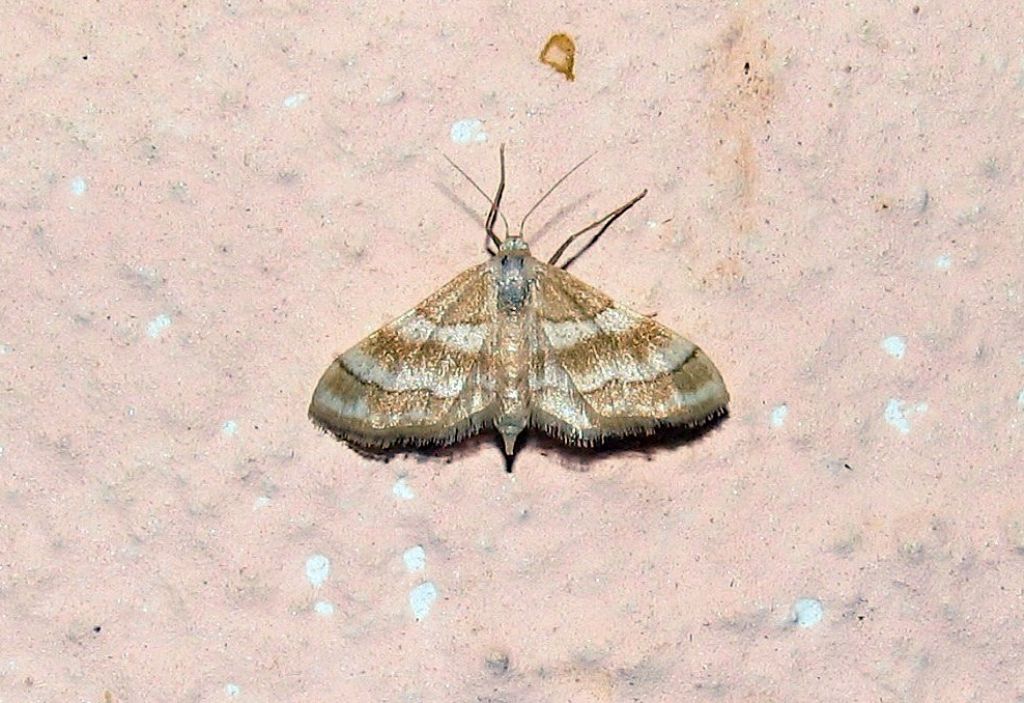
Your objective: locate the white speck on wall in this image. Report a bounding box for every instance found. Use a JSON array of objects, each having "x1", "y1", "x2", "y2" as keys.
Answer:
[
  {"x1": 409, "y1": 581, "x2": 438, "y2": 621},
  {"x1": 1017, "y1": 388, "x2": 1024, "y2": 410},
  {"x1": 881, "y1": 335, "x2": 907, "y2": 359},
  {"x1": 0, "y1": 343, "x2": 10, "y2": 354},
  {"x1": 146, "y1": 314, "x2": 172, "y2": 338},
  {"x1": 769, "y1": 403, "x2": 789, "y2": 428},
  {"x1": 69, "y1": 176, "x2": 87, "y2": 196},
  {"x1": 884, "y1": 398, "x2": 927, "y2": 434},
  {"x1": 221, "y1": 419, "x2": 238, "y2": 437},
  {"x1": 377, "y1": 86, "x2": 405, "y2": 105},
  {"x1": 935, "y1": 254, "x2": 952, "y2": 271},
  {"x1": 884, "y1": 398, "x2": 909, "y2": 433},
  {"x1": 283, "y1": 92, "x2": 308, "y2": 109},
  {"x1": 224, "y1": 683, "x2": 241, "y2": 697},
  {"x1": 305, "y1": 554, "x2": 330, "y2": 588},
  {"x1": 313, "y1": 600, "x2": 335, "y2": 616},
  {"x1": 252, "y1": 495, "x2": 271, "y2": 510},
  {"x1": 392, "y1": 477, "x2": 414, "y2": 501},
  {"x1": 403, "y1": 545, "x2": 426, "y2": 573},
  {"x1": 791, "y1": 598, "x2": 823, "y2": 628},
  {"x1": 450, "y1": 118, "x2": 487, "y2": 145}
]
